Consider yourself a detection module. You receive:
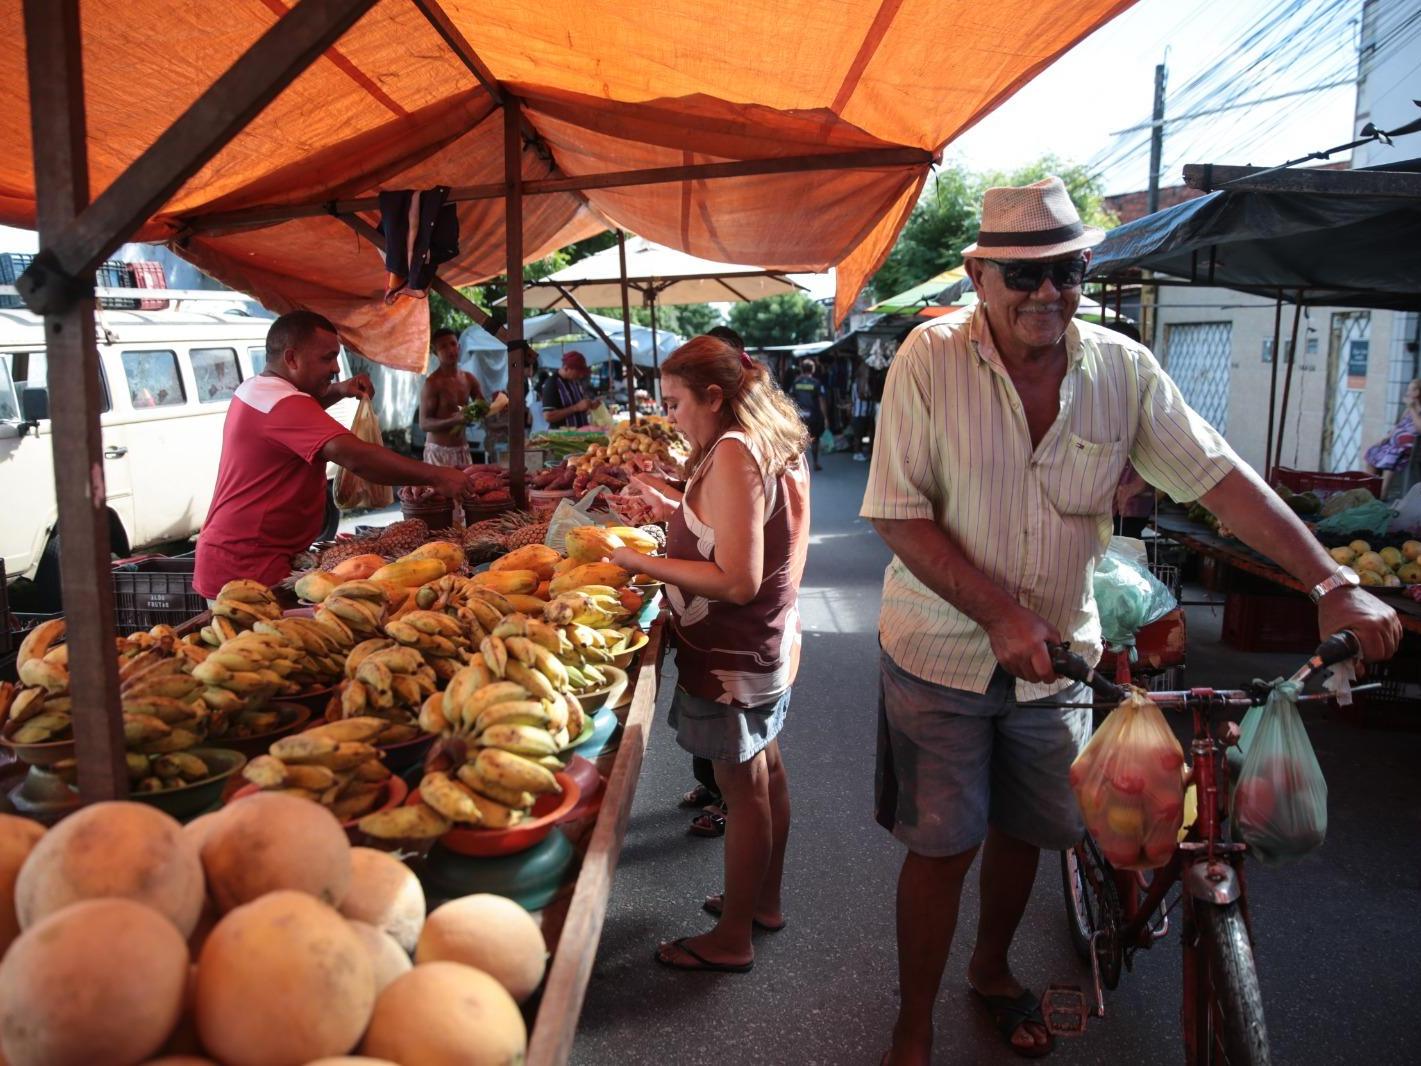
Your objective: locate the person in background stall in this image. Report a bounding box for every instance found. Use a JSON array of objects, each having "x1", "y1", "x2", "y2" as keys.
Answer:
[
  {"x1": 483, "y1": 358, "x2": 535, "y2": 461},
  {"x1": 542, "y1": 350, "x2": 592, "y2": 428},
  {"x1": 609, "y1": 335, "x2": 810, "y2": 974},
  {"x1": 851, "y1": 362, "x2": 878, "y2": 463},
  {"x1": 195, "y1": 311, "x2": 471, "y2": 602},
  {"x1": 1363, "y1": 377, "x2": 1421, "y2": 498},
  {"x1": 790, "y1": 358, "x2": 830, "y2": 471},
  {"x1": 419, "y1": 327, "x2": 483, "y2": 469}
]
